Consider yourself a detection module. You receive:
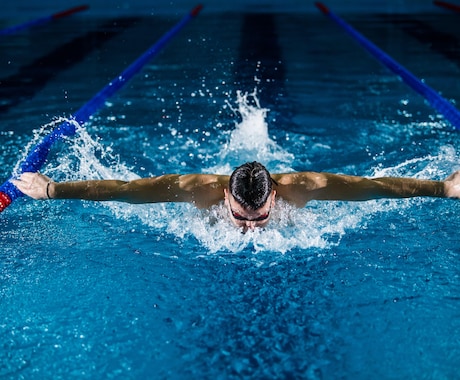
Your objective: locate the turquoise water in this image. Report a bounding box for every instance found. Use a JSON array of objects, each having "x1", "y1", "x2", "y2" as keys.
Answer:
[{"x1": 1, "y1": 8, "x2": 460, "y2": 379}]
